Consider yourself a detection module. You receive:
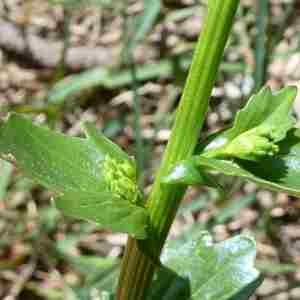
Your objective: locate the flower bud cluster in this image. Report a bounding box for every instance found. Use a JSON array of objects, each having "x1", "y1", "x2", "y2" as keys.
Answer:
[
  {"x1": 103, "y1": 155, "x2": 141, "y2": 204},
  {"x1": 203, "y1": 124, "x2": 280, "y2": 162}
]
